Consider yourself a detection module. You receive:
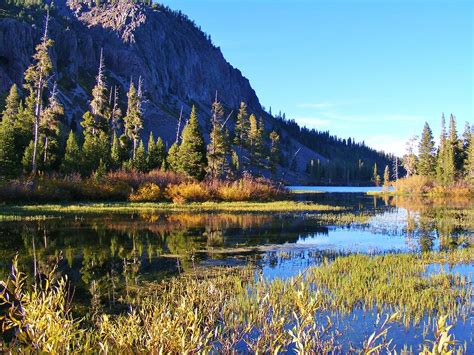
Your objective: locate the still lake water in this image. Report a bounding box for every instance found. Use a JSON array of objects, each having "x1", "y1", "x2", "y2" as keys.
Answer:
[{"x1": 0, "y1": 190, "x2": 472, "y2": 350}]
